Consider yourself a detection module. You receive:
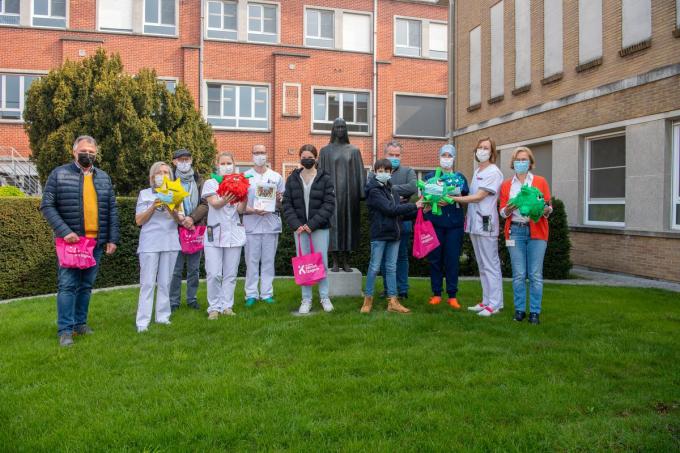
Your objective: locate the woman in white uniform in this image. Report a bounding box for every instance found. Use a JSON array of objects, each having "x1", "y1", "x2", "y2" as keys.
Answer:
[
  {"x1": 243, "y1": 144, "x2": 285, "y2": 307},
  {"x1": 135, "y1": 162, "x2": 183, "y2": 332},
  {"x1": 202, "y1": 152, "x2": 247, "y2": 320},
  {"x1": 451, "y1": 137, "x2": 504, "y2": 317}
]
